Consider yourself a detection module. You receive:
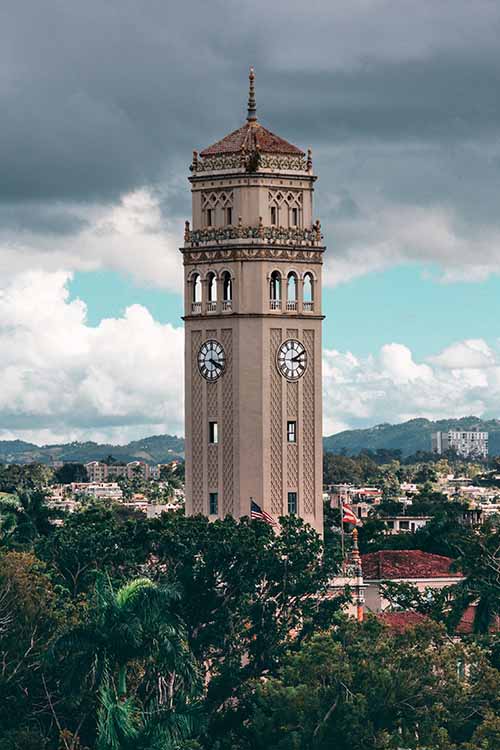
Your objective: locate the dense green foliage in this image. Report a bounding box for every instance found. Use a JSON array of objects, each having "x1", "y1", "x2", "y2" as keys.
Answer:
[{"x1": 1, "y1": 471, "x2": 500, "y2": 748}]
